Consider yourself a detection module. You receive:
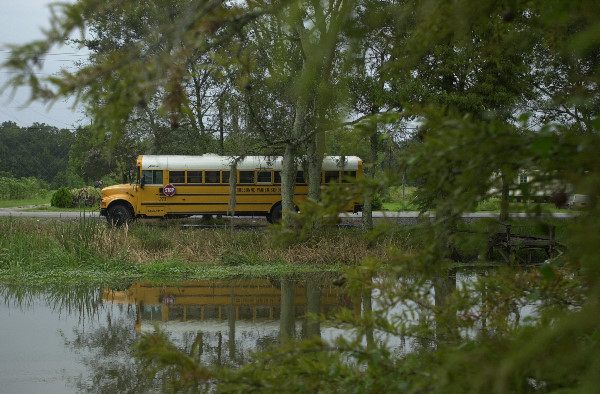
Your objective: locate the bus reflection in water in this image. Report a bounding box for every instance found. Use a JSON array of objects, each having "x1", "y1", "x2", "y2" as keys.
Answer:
[{"x1": 103, "y1": 278, "x2": 356, "y2": 338}]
